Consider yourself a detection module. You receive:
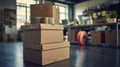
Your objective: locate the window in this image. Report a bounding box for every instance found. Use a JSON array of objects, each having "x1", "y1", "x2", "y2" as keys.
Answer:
[
  {"x1": 16, "y1": 0, "x2": 37, "y2": 30},
  {"x1": 16, "y1": 1, "x2": 69, "y2": 29},
  {"x1": 55, "y1": 3, "x2": 68, "y2": 23}
]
